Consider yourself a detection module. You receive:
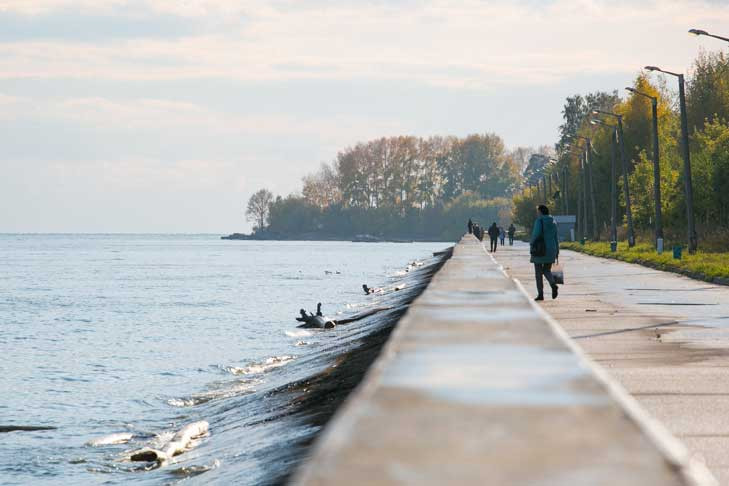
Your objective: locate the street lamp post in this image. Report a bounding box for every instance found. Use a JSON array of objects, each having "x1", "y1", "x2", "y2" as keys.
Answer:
[
  {"x1": 547, "y1": 172, "x2": 551, "y2": 197},
  {"x1": 689, "y1": 28, "x2": 729, "y2": 43},
  {"x1": 563, "y1": 165, "x2": 568, "y2": 214},
  {"x1": 566, "y1": 142, "x2": 586, "y2": 239},
  {"x1": 591, "y1": 118, "x2": 619, "y2": 249},
  {"x1": 577, "y1": 166, "x2": 583, "y2": 240},
  {"x1": 609, "y1": 130, "x2": 618, "y2": 247},
  {"x1": 593, "y1": 109, "x2": 635, "y2": 247},
  {"x1": 645, "y1": 66, "x2": 697, "y2": 253},
  {"x1": 626, "y1": 87, "x2": 663, "y2": 251},
  {"x1": 580, "y1": 151, "x2": 588, "y2": 239},
  {"x1": 576, "y1": 136, "x2": 598, "y2": 241}
]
